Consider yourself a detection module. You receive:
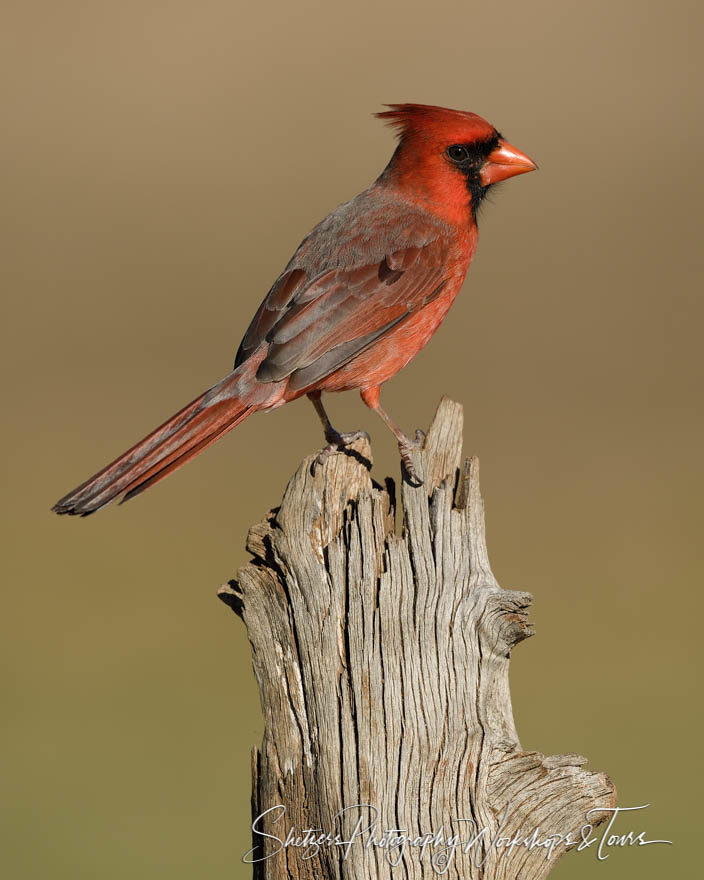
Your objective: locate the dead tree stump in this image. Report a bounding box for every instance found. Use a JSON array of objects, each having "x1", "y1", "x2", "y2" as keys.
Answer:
[{"x1": 219, "y1": 397, "x2": 616, "y2": 879}]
